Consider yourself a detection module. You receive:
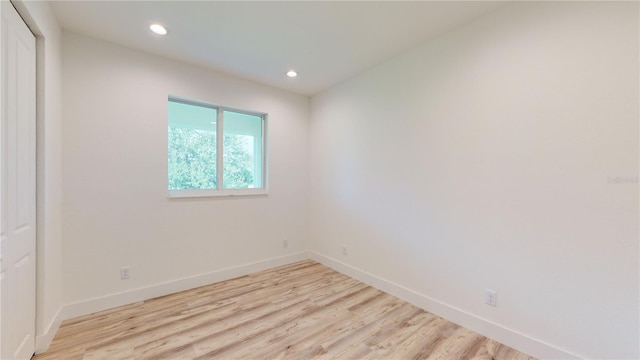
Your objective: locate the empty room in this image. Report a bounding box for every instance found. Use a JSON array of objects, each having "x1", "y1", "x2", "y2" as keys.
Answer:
[{"x1": 1, "y1": 1, "x2": 638, "y2": 359}]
